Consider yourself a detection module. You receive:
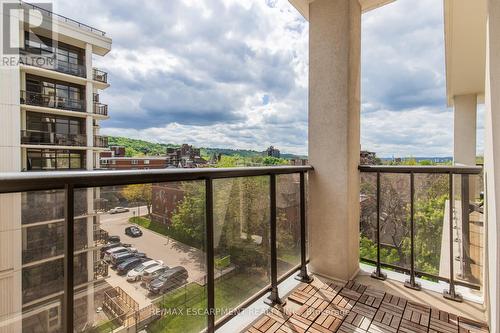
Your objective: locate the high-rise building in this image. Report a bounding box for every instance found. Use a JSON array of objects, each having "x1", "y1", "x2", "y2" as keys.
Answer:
[{"x1": 0, "y1": 2, "x2": 111, "y2": 331}]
